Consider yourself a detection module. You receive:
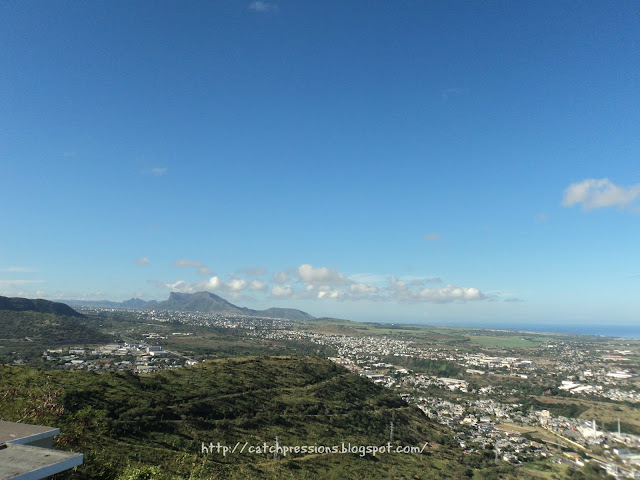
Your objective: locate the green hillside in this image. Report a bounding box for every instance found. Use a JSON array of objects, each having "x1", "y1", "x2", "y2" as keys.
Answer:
[
  {"x1": 0, "y1": 310, "x2": 110, "y2": 345},
  {"x1": 0, "y1": 356, "x2": 522, "y2": 480},
  {"x1": 0, "y1": 295, "x2": 84, "y2": 317}
]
